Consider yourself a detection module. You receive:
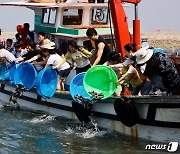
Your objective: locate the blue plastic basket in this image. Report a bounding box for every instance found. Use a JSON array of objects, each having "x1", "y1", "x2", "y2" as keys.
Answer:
[
  {"x1": 153, "y1": 48, "x2": 164, "y2": 53},
  {"x1": 0, "y1": 64, "x2": 6, "y2": 75},
  {"x1": 70, "y1": 72, "x2": 92, "y2": 104},
  {"x1": 9, "y1": 61, "x2": 22, "y2": 85},
  {"x1": 16, "y1": 62, "x2": 37, "y2": 89},
  {"x1": 36, "y1": 67, "x2": 58, "y2": 99},
  {"x1": 9, "y1": 61, "x2": 16, "y2": 83},
  {"x1": 13, "y1": 64, "x2": 23, "y2": 86},
  {"x1": 0, "y1": 64, "x2": 10, "y2": 81},
  {"x1": 0, "y1": 69, "x2": 10, "y2": 81}
]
